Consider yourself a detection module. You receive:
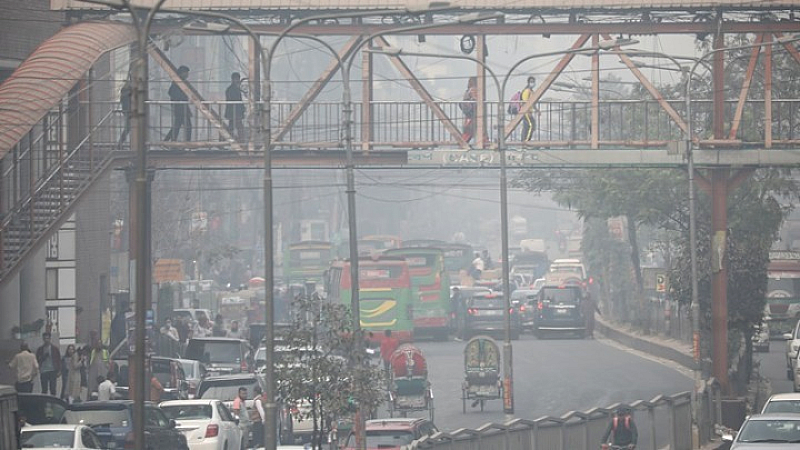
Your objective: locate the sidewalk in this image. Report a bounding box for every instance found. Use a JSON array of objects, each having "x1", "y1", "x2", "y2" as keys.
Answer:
[{"x1": 595, "y1": 316, "x2": 697, "y2": 371}]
